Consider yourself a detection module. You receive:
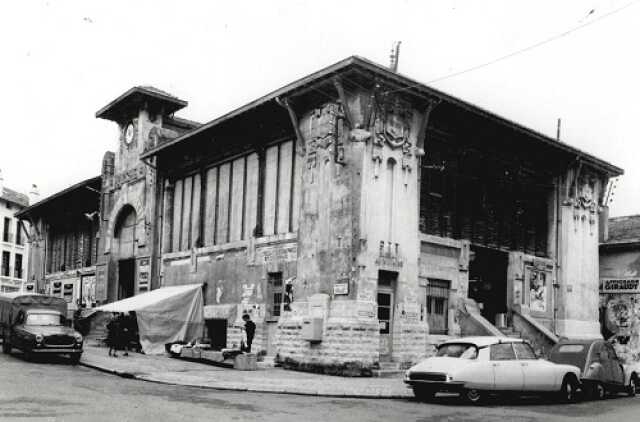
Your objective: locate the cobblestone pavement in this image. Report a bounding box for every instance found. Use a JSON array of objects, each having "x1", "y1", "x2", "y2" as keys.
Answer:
[{"x1": 80, "y1": 345, "x2": 412, "y2": 398}]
